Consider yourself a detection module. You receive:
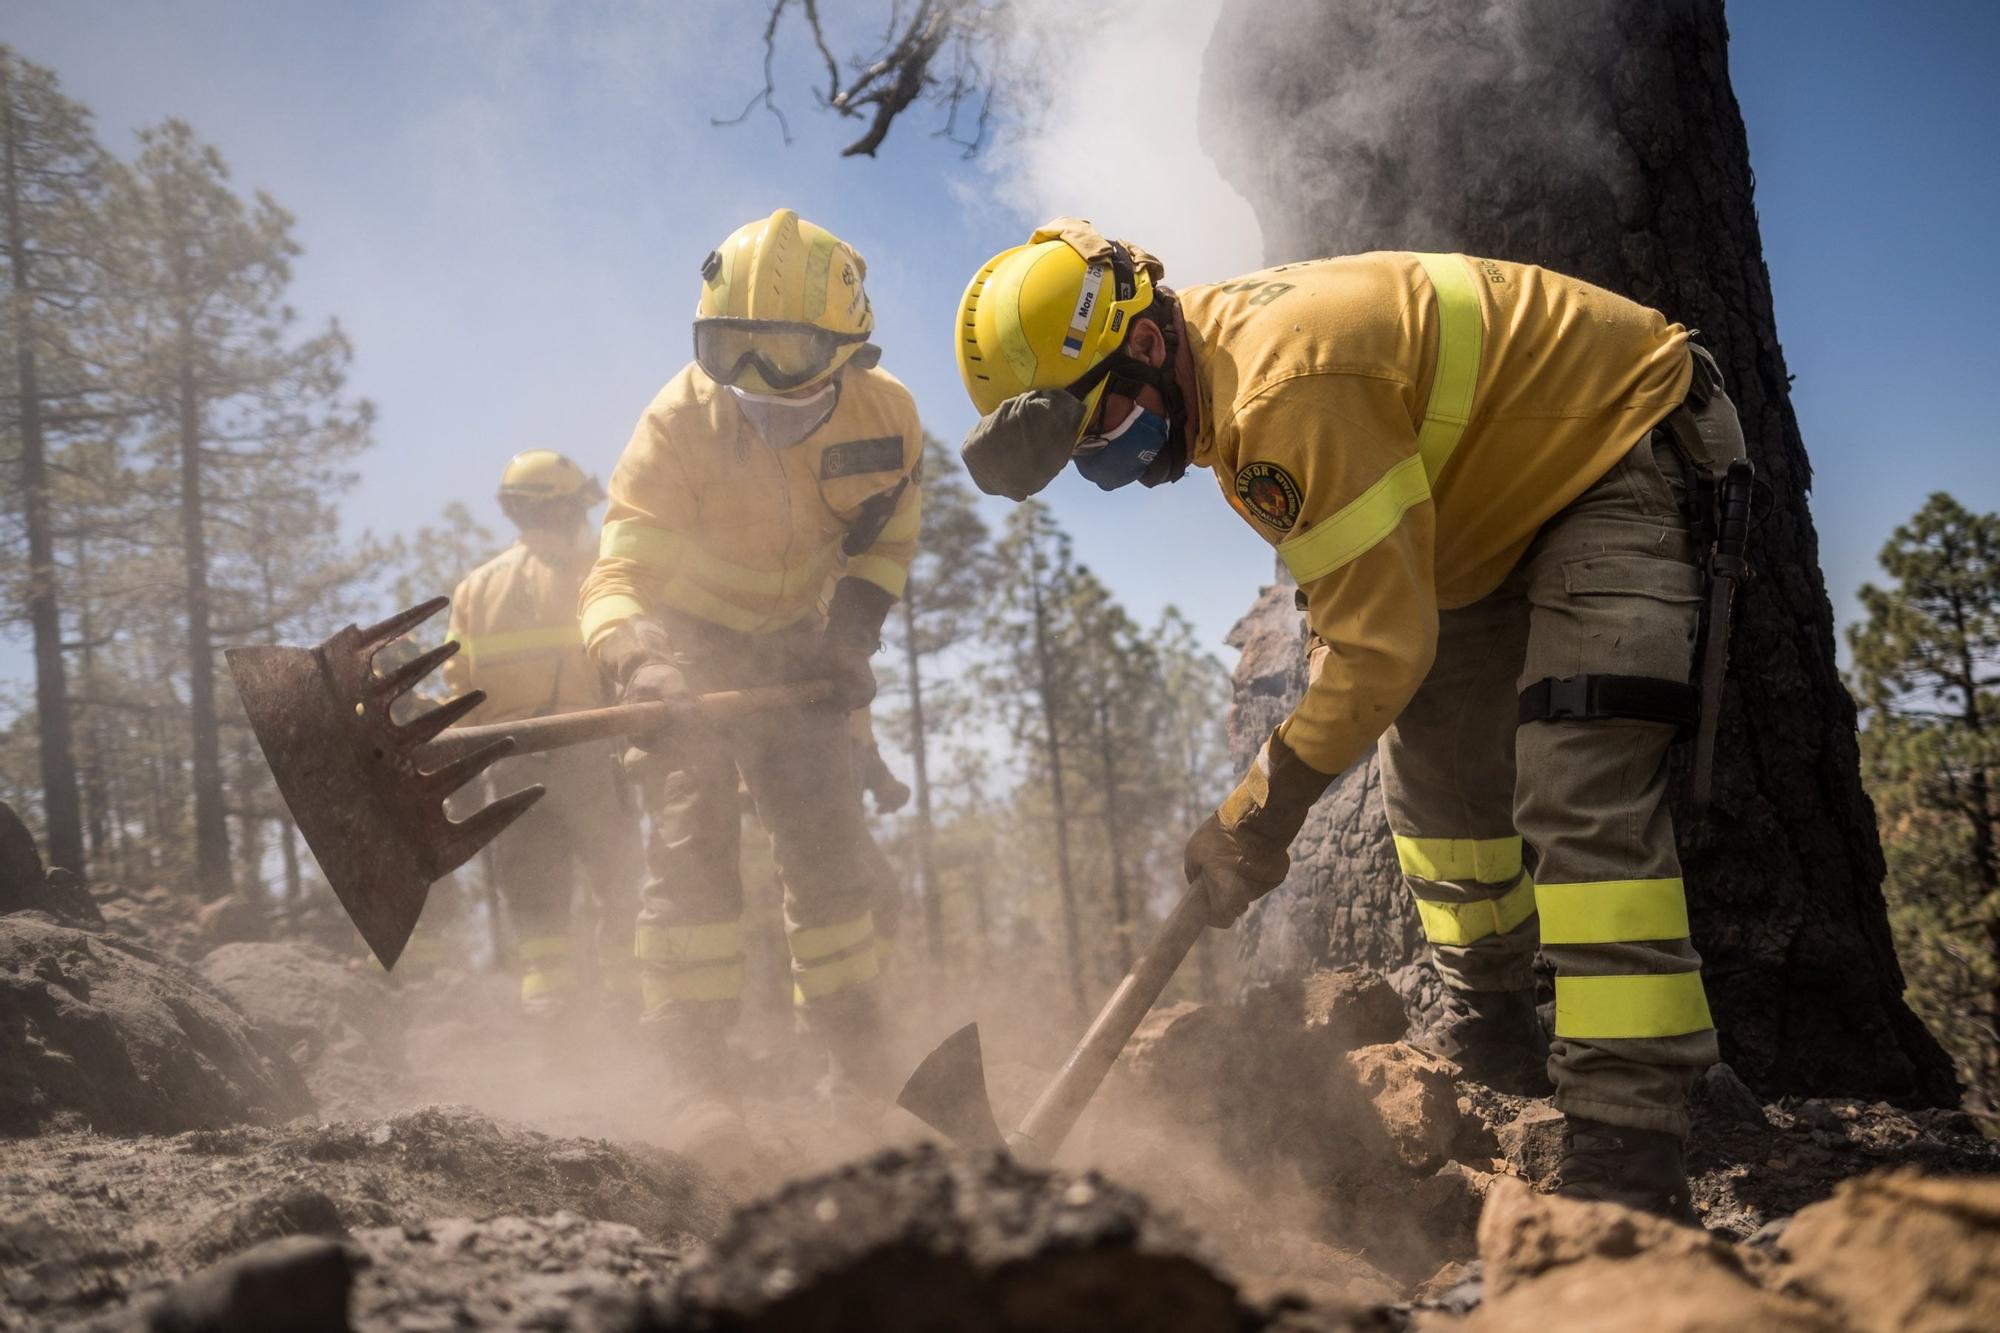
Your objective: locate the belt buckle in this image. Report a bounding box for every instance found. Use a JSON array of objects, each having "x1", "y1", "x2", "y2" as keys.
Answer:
[{"x1": 1544, "y1": 675, "x2": 1591, "y2": 720}]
